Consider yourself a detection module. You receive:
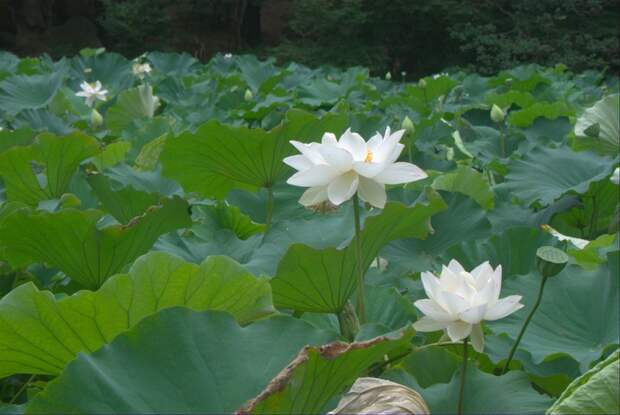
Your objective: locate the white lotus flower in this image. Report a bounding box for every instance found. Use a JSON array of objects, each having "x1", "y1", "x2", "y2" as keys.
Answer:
[
  {"x1": 75, "y1": 81, "x2": 108, "y2": 107},
  {"x1": 284, "y1": 128, "x2": 427, "y2": 208},
  {"x1": 611, "y1": 167, "x2": 619, "y2": 185},
  {"x1": 132, "y1": 62, "x2": 152, "y2": 79},
  {"x1": 413, "y1": 259, "x2": 524, "y2": 352},
  {"x1": 224, "y1": 53, "x2": 233, "y2": 59}
]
